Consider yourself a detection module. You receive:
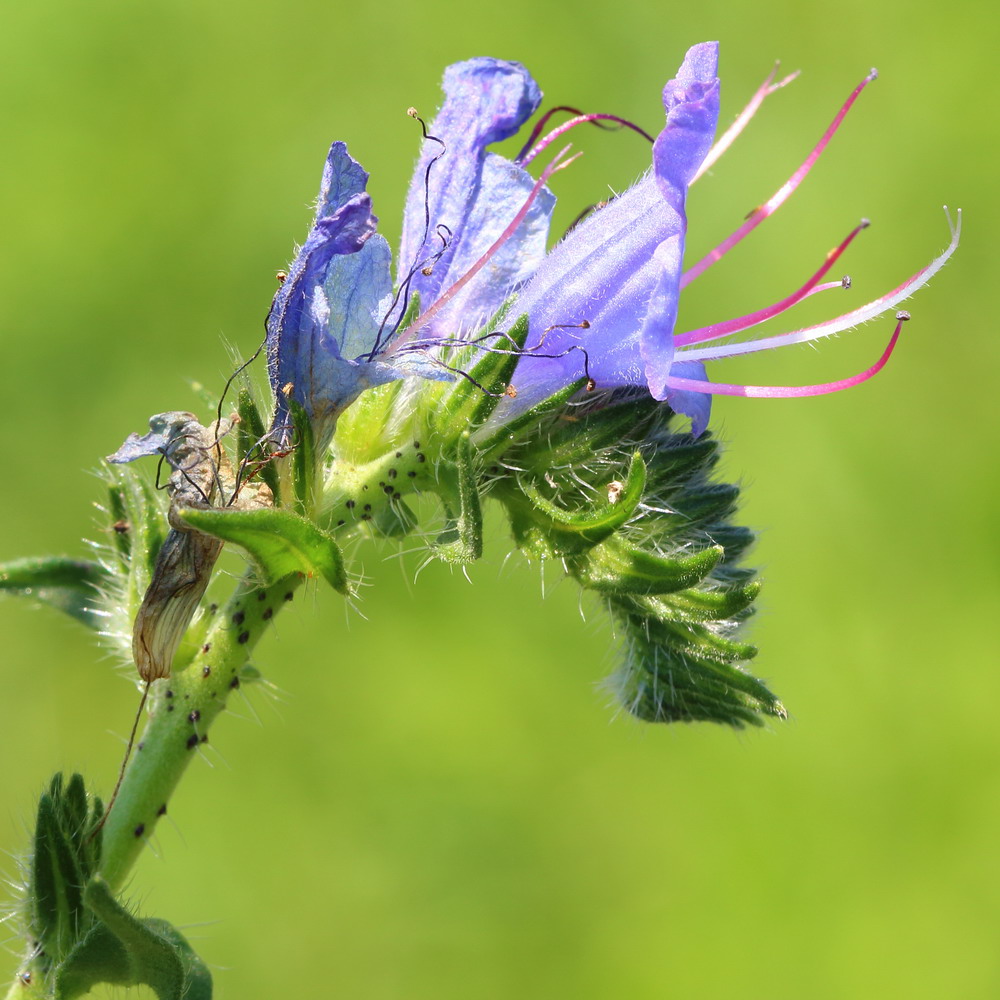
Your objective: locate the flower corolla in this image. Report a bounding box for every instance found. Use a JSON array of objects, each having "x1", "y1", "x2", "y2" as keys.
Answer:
[{"x1": 266, "y1": 41, "x2": 959, "y2": 444}]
